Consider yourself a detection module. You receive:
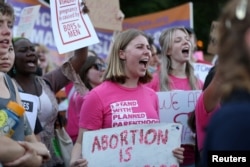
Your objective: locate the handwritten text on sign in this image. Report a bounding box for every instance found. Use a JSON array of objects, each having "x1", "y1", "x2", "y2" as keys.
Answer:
[
  {"x1": 50, "y1": 0, "x2": 99, "y2": 54},
  {"x1": 82, "y1": 123, "x2": 182, "y2": 167},
  {"x1": 157, "y1": 90, "x2": 201, "y2": 145},
  {"x1": 193, "y1": 62, "x2": 213, "y2": 82}
]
